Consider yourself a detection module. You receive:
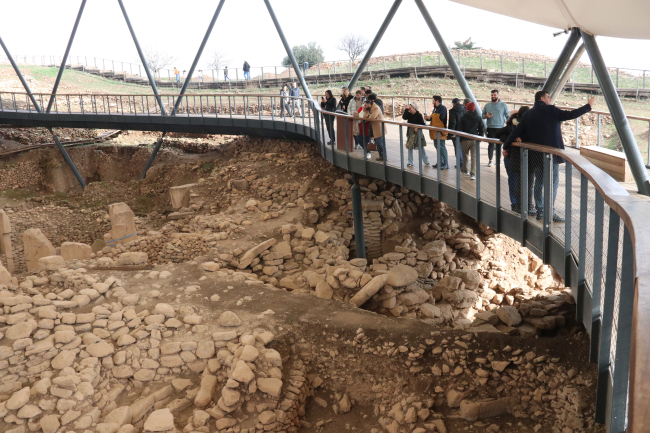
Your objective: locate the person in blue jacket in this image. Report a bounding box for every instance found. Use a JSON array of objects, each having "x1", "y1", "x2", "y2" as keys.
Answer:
[{"x1": 503, "y1": 90, "x2": 595, "y2": 222}]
